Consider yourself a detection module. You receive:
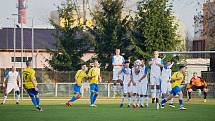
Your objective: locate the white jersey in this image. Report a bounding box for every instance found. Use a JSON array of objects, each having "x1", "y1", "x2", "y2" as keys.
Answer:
[
  {"x1": 150, "y1": 58, "x2": 163, "y2": 77},
  {"x1": 132, "y1": 67, "x2": 147, "y2": 84},
  {"x1": 139, "y1": 66, "x2": 148, "y2": 84},
  {"x1": 161, "y1": 66, "x2": 172, "y2": 82},
  {"x1": 112, "y1": 55, "x2": 125, "y2": 70},
  {"x1": 6, "y1": 71, "x2": 19, "y2": 84},
  {"x1": 121, "y1": 67, "x2": 131, "y2": 84}
]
